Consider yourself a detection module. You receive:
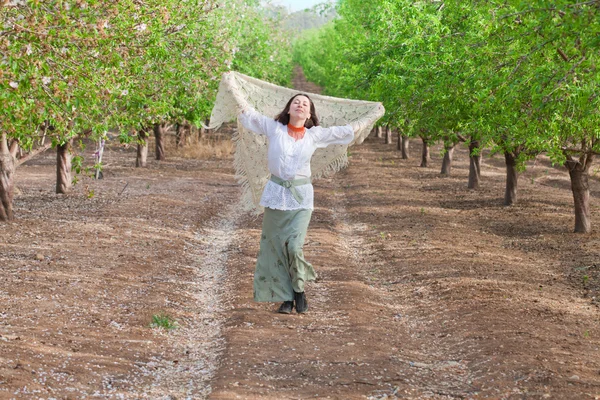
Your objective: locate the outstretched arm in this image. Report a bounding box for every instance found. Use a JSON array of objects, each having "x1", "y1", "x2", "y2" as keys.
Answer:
[
  {"x1": 311, "y1": 103, "x2": 385, "y2": 148},
  {"x1": 347, "y1": 103, "x2": 386, "y2": 146},
  {"x1": 311, "y1": 125, "x2": 355, "y2": 149},
  {"x1": 238, "y1": 107, "x2": 279, "y2": 137}
]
